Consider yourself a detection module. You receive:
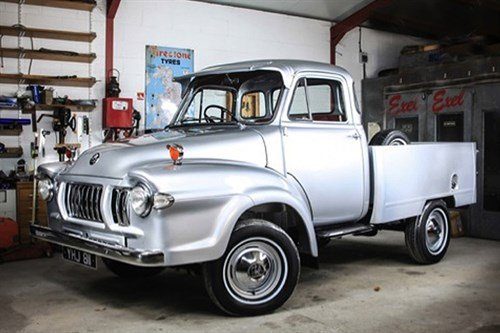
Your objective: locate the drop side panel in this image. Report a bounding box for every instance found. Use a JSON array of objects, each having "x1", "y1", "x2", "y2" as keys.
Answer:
[{"x1": 369, "y1": 142, "x2": 476, "y2": 224}]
